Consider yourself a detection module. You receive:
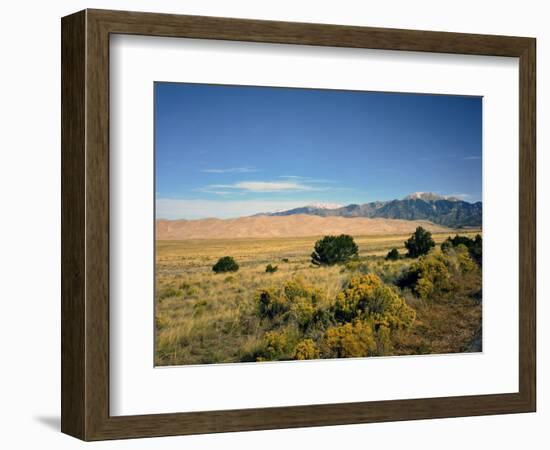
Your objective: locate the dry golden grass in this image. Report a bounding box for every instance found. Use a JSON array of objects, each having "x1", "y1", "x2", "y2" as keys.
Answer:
[{"x1": 155, "y1": 230, "x2": 481, "y2": 366}]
